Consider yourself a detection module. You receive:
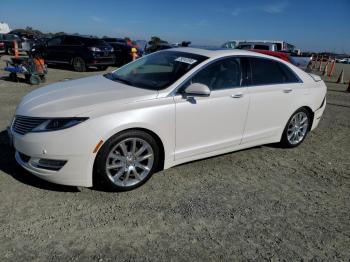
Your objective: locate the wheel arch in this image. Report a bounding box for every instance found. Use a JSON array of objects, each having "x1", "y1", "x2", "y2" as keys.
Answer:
[
  {"x1": 93, "y1": 127, "x2": 166, "y2": 173},
  {"x1": 280, "y1": 105, "x2": 315, "y2": 142},
  {"x1": 300, "y1": 106, "x2": 314, "y2": 131}
]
